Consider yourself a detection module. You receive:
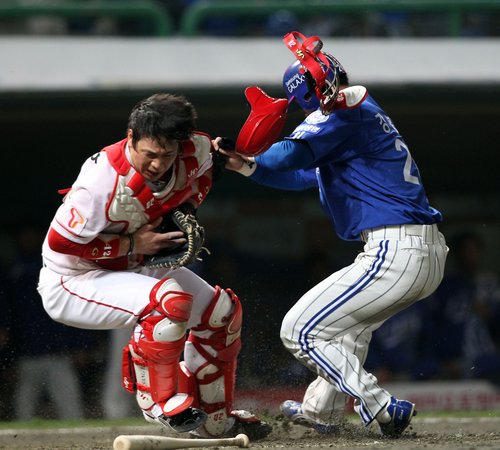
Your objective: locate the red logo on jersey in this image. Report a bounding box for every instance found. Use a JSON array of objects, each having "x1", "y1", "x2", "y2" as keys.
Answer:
[{"x1": 68, "y1": 208, "x2": 84, "y2": 229}]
